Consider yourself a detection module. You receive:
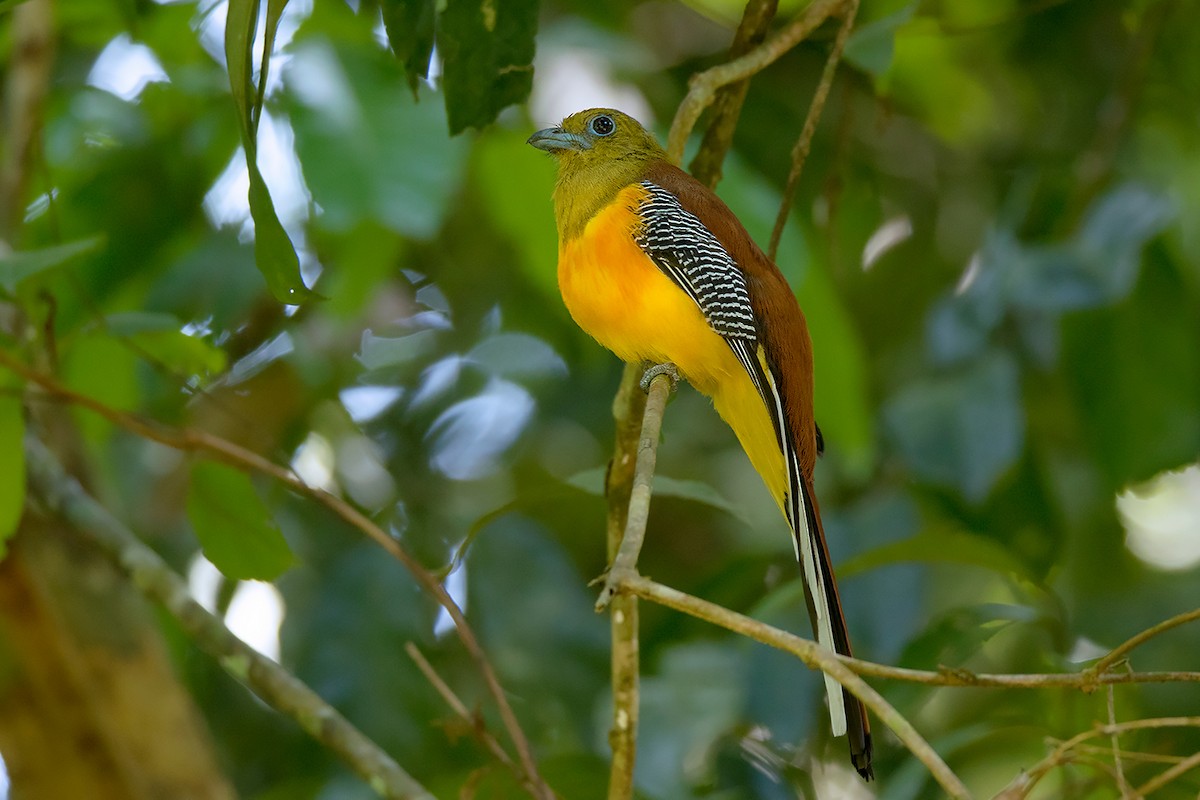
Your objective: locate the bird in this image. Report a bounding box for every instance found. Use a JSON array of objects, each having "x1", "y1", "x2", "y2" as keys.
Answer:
[{"x1": 528, "y1": 108, "x2": 872, "y2": 779}]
